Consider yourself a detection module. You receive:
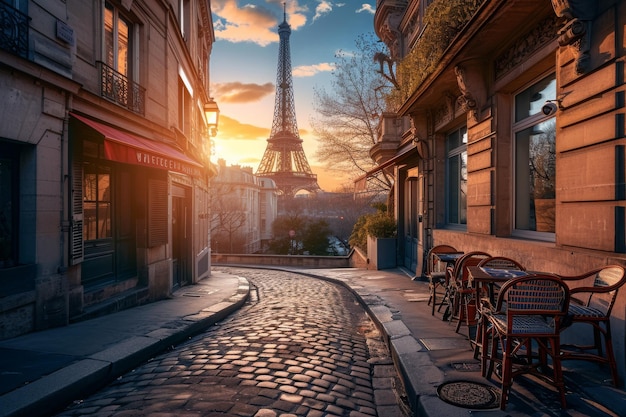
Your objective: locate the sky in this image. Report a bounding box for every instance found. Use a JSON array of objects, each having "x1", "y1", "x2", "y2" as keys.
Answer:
[{"x1": 210, "y1": 0, "x2": 376, "y2": 192}]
